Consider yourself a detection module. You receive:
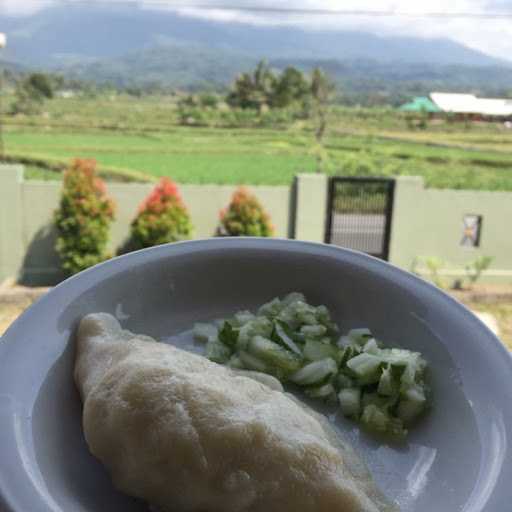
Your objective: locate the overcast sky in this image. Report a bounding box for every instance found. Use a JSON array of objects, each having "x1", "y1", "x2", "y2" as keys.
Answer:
[{"x1": 2, "y1": 0, "x2": 512, "y2": 60}]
